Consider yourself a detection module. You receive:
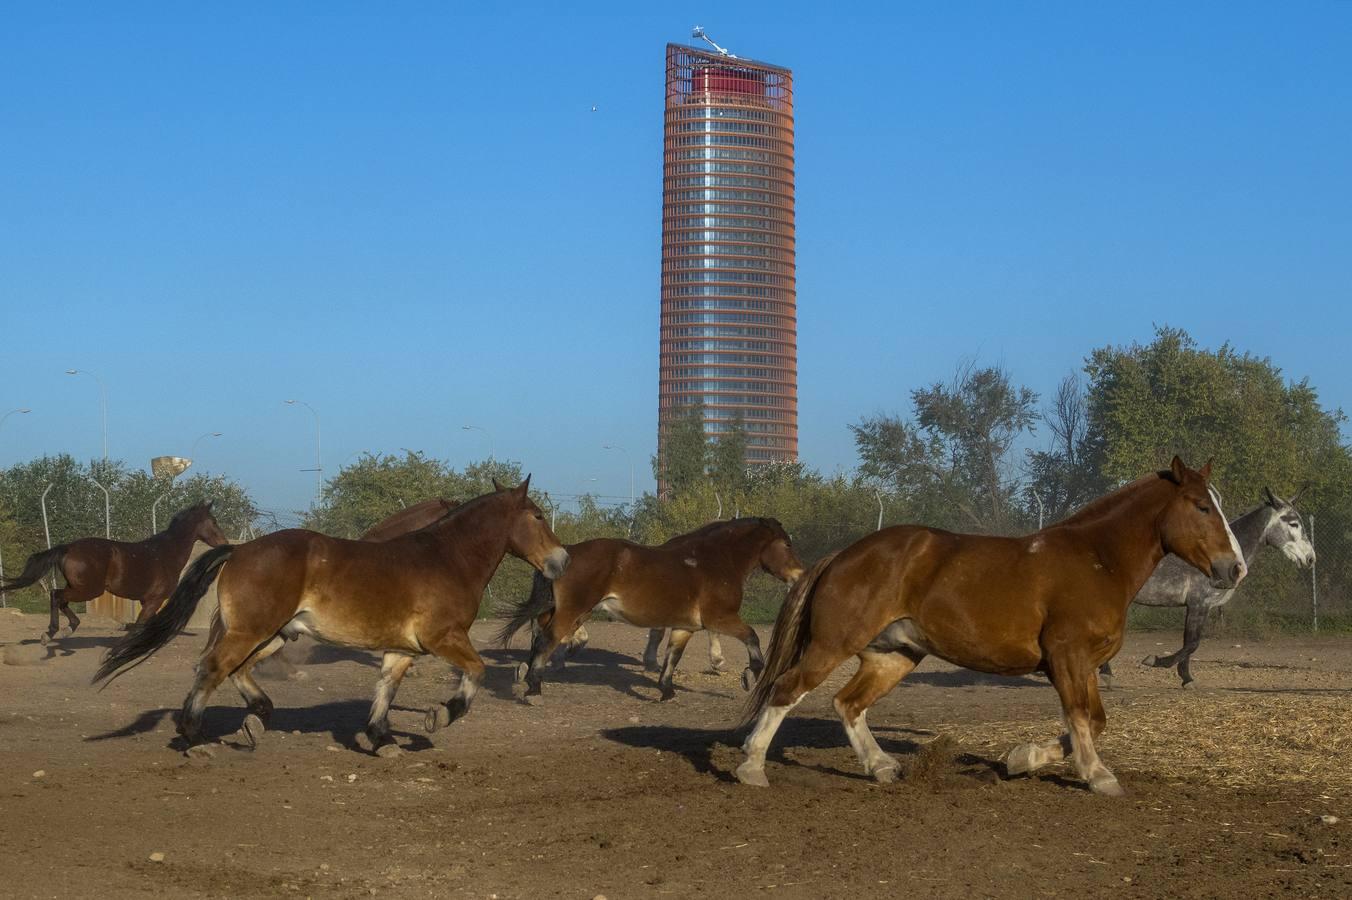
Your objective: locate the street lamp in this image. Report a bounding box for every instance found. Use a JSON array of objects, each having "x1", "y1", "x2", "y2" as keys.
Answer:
[
  {"x1": 602, "y1": 443, "x2": 634, "y2": 510},
  {"x1": 461, "y1": 424, "x2": 494, "y2": 460},
  {"x1": 190, "y1": 431, "x2": 223, "y2": 462},
  {"x1": 0, "y1": 407, "x2": 31, "y2": 436},
  {"x1": 65, "y1": 369, "x2": 108, "y2": 466},
  {"x1": 284, "y1": 400, "x2": 323, "y2": 503}
]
